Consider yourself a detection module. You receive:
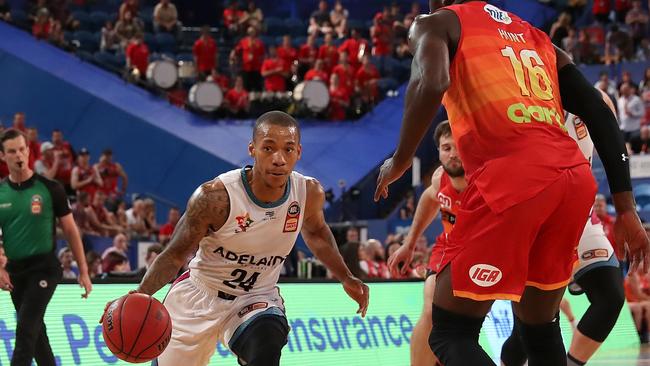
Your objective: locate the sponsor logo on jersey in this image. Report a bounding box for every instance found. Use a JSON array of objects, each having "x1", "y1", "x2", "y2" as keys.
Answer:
[
  {"x1": 437, "y1": 192, "x2": 452, "y2": 209},
  {"x1": 283, "y1": 201, "x2": 300, "y2": 233},
  {"x1": 581, "y1": 248, "x2": 609, "y2": 260},
  {"x1": 0, "y1": 203, "x2": 11, "y2": 209},
  {"x1": 235, "y1": 213, "x2": 254, "y2": 233},
  {"x1": 469, "y1": 264, "x2": 502, "y2": 287},
  {"x1": 31, "y1": 195, "x2": 42, "y2": 215},
  {"x1": 507, "y1": 103, "x2": 567, "y2": 132},
  {"x1": 238, "y1": 302, "x2": 269, "y2": 317},
  {"x1": 484, "y1": 4, "x2": 512, "y2": 24},
  {"x1": 573, "y1": 116, "x2": 588, "y2": 140},
  {"x1": 264, "y1": 211, "x2": 276, "y2": 221},
  {"x1": 212, "y1": 246, "x2": 287, "y2": 267}
]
